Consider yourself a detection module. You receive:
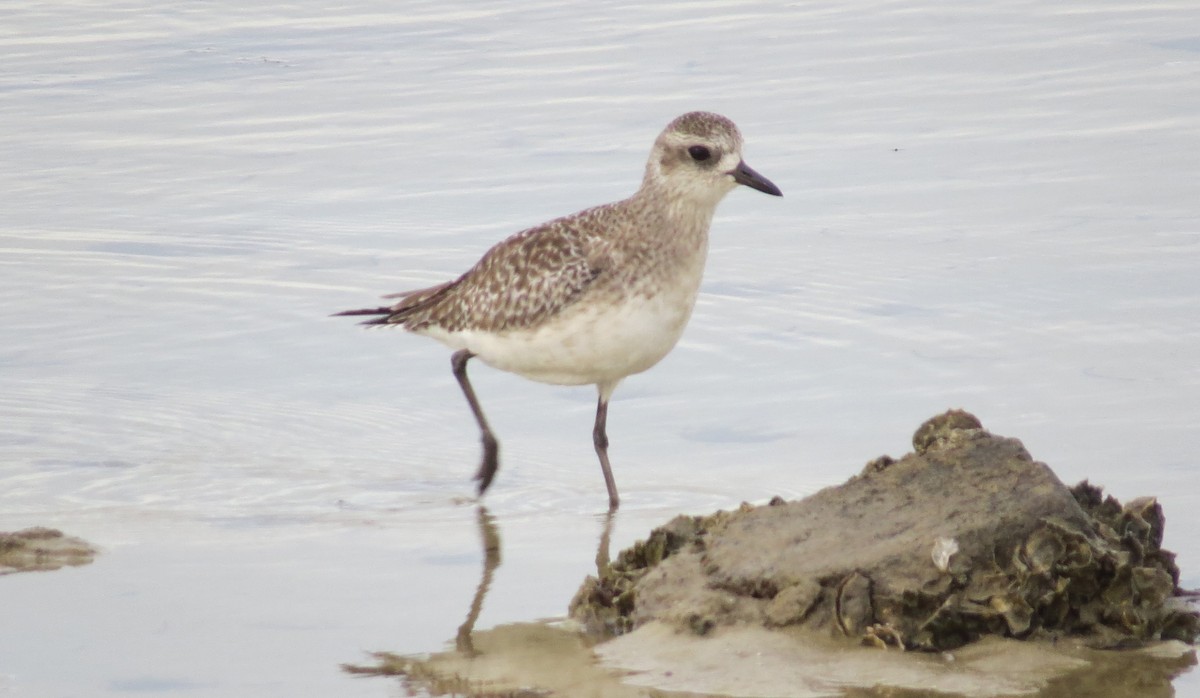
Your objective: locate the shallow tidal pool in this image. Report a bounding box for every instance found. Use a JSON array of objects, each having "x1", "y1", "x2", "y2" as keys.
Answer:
[{"x1": 2, "y1": 1, "x2": 1199, "y2": 696}]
